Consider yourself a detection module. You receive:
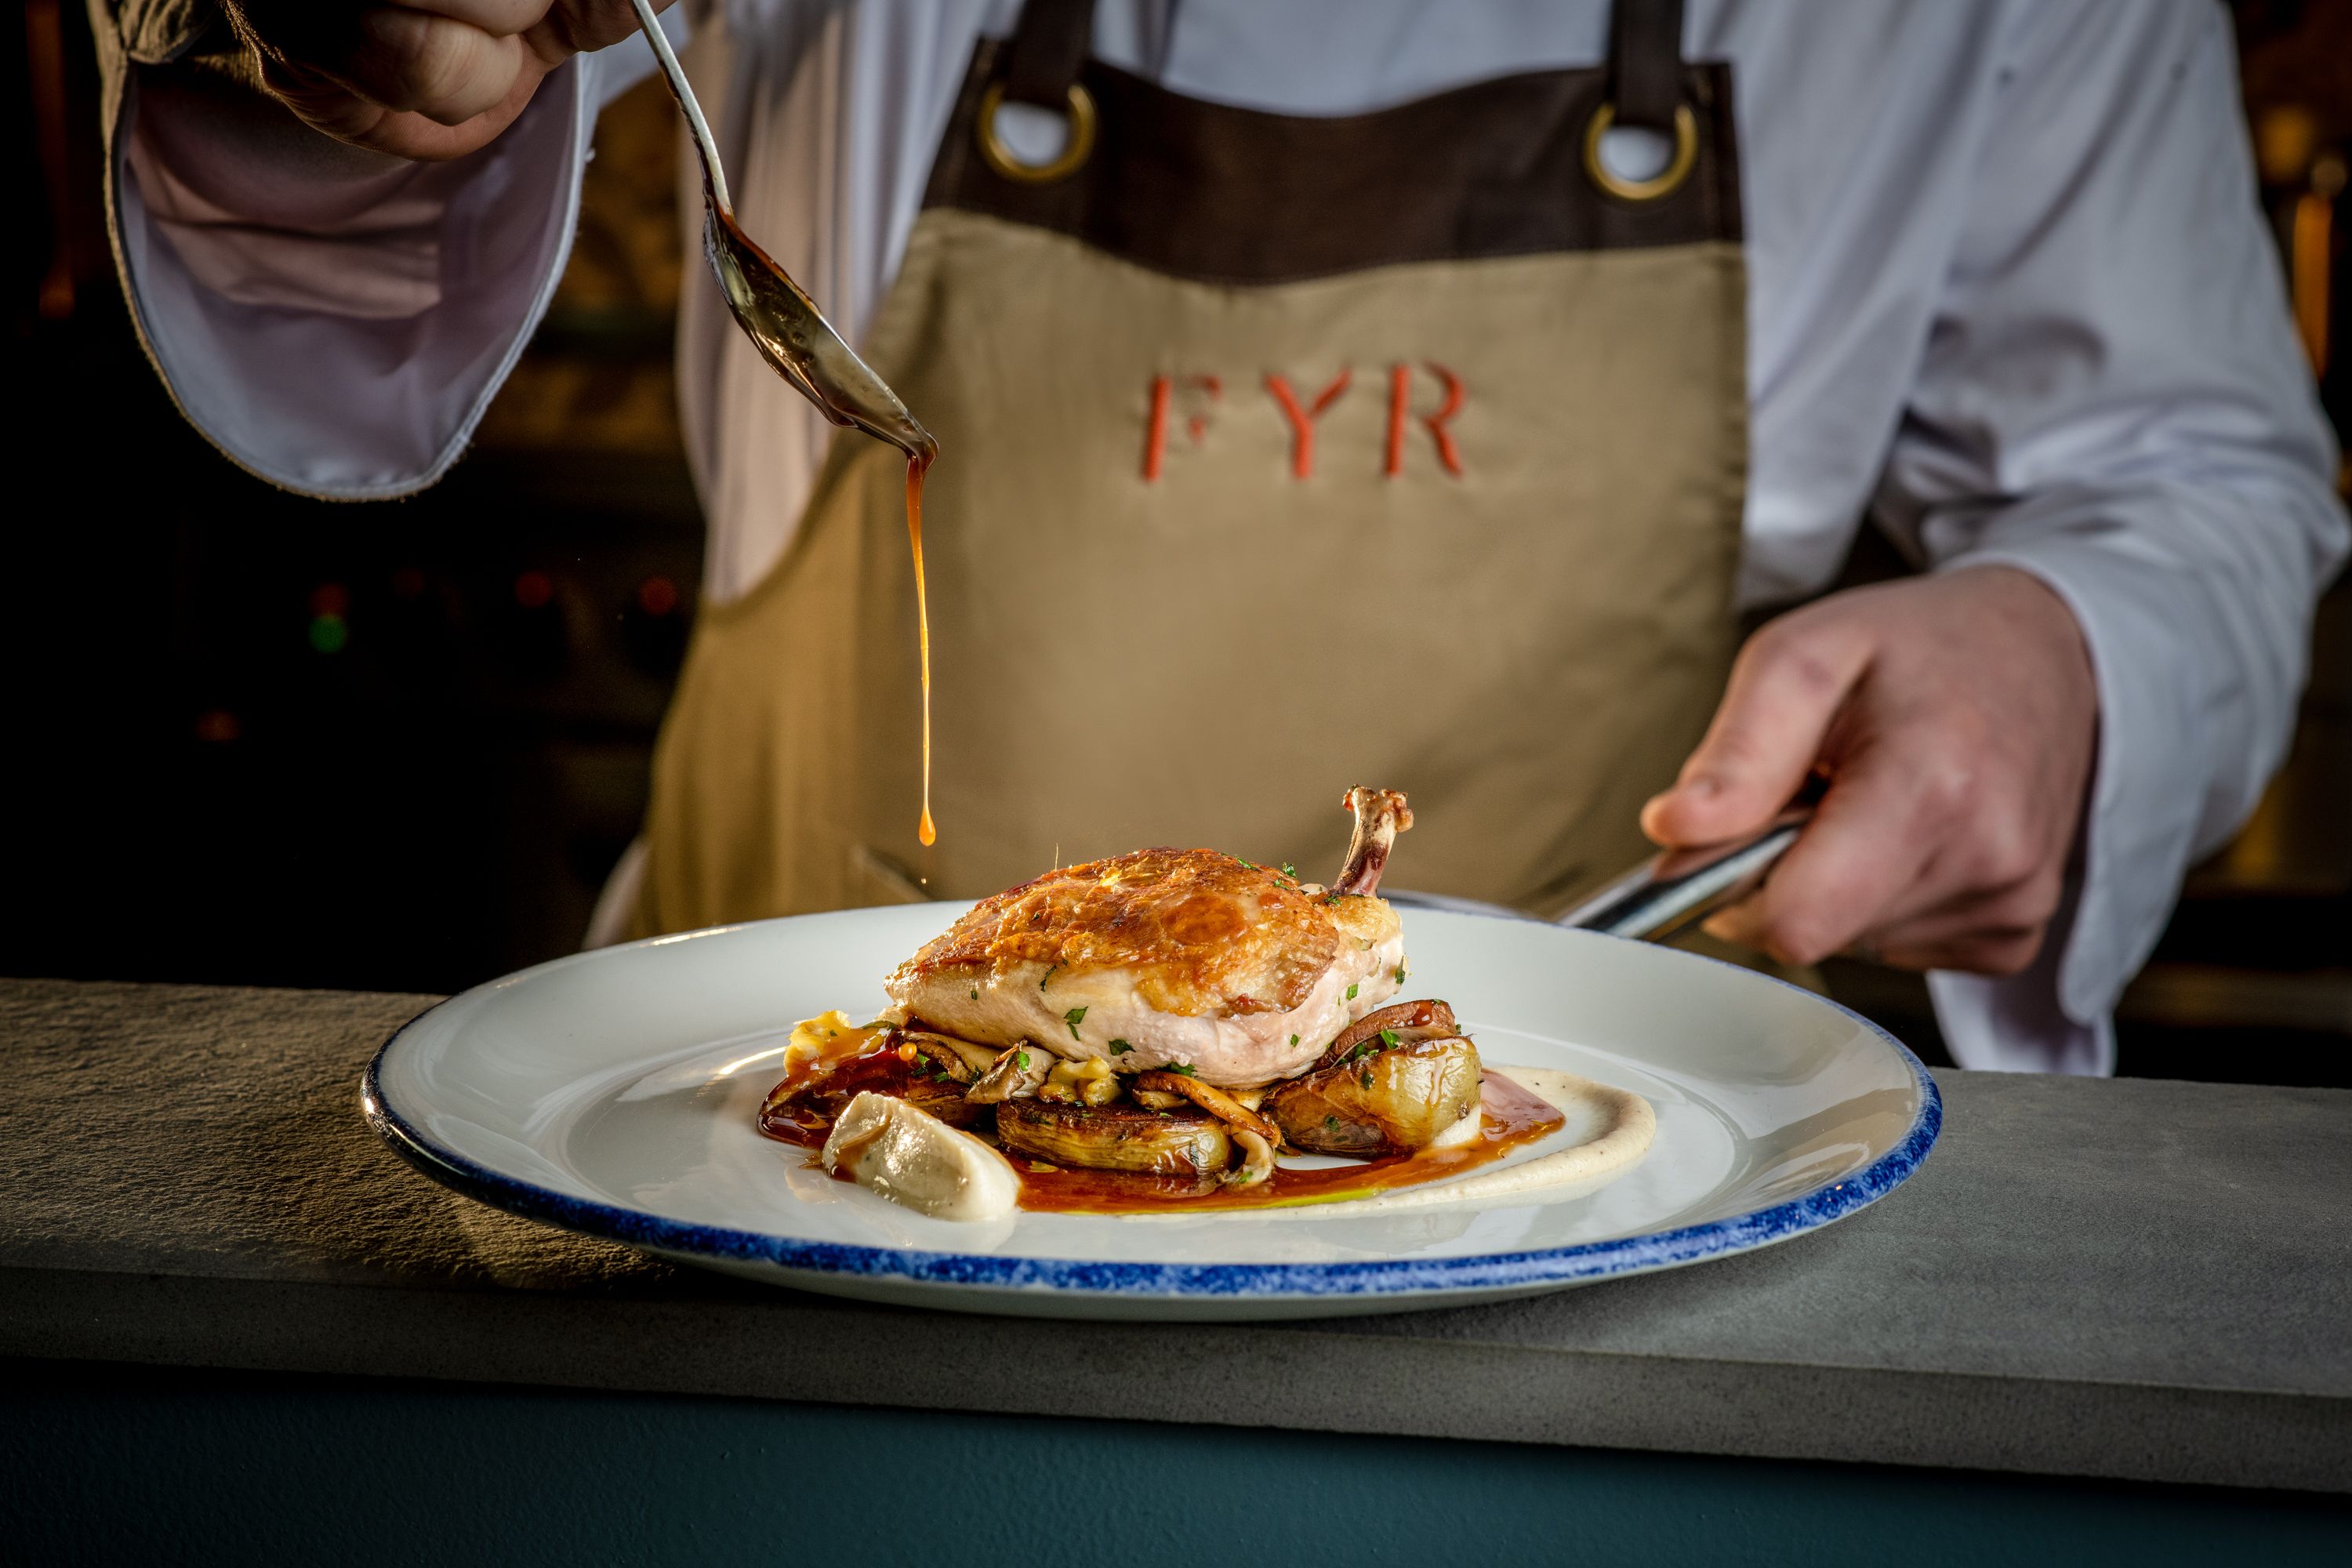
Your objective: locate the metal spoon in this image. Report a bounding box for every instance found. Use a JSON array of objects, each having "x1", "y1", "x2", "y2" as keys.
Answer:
[{"x1": 627, "y1": 0, "x2": 936, "y2": 463}]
